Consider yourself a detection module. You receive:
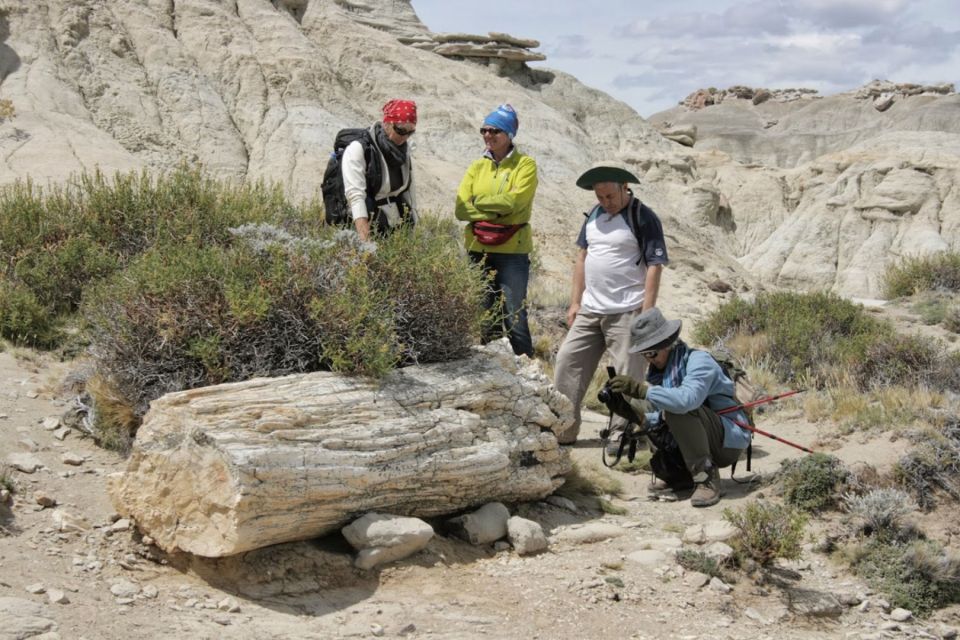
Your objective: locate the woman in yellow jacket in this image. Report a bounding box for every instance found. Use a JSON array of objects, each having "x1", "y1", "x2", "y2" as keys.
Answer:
[{"x1": 455, "y1": 104, "x2": 539, "y2": 357}]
